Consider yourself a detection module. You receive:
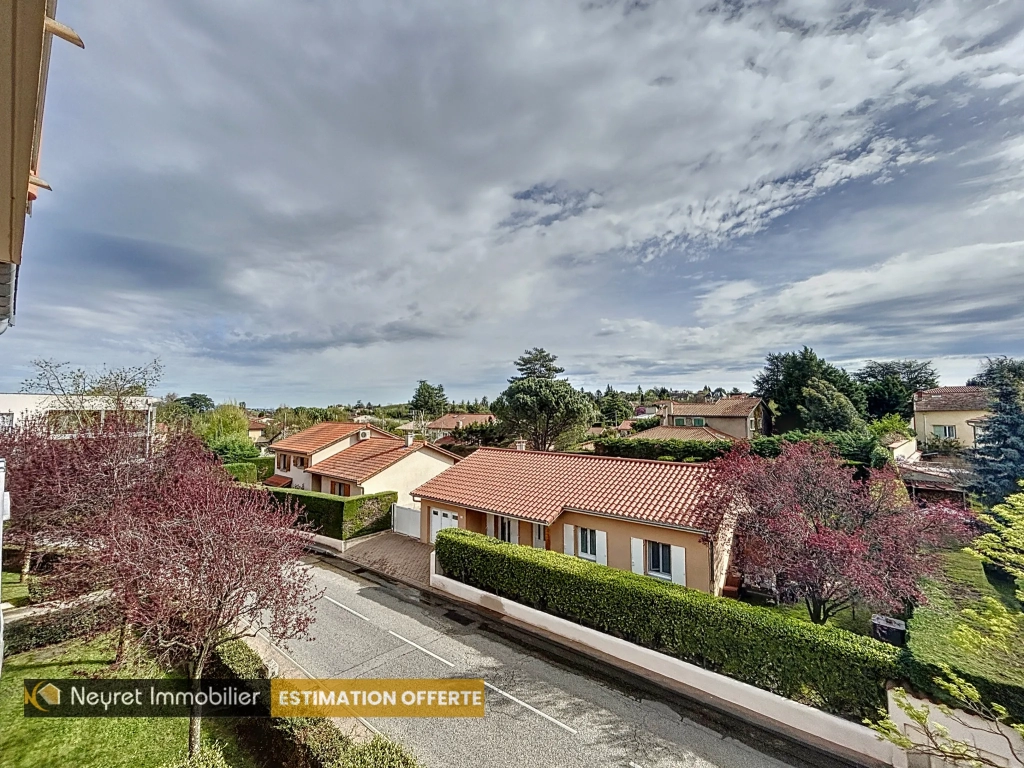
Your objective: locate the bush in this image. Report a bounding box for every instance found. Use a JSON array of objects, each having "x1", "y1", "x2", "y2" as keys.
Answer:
[
  {"x1": 434, "y1": 528, "x2": 902, "y2": 719},
  {"x1": 247, "y1": 456, "x2": 276, "y2": 481},
  {"x1": 266, "y1": 488, "x2": 397, "y2": 540},
  {"x1": 222, "y1": 462, "x2": 258, "y2": 484},
  {"x1": 159, "y1": 744, "x2": 230, "y2": 768},
  {"x1": 3, "y1": 601, "x2": 116, "y2": 657},
  {"x1": 207, "y1": 433, "x2": 260, "y2": 463}
]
